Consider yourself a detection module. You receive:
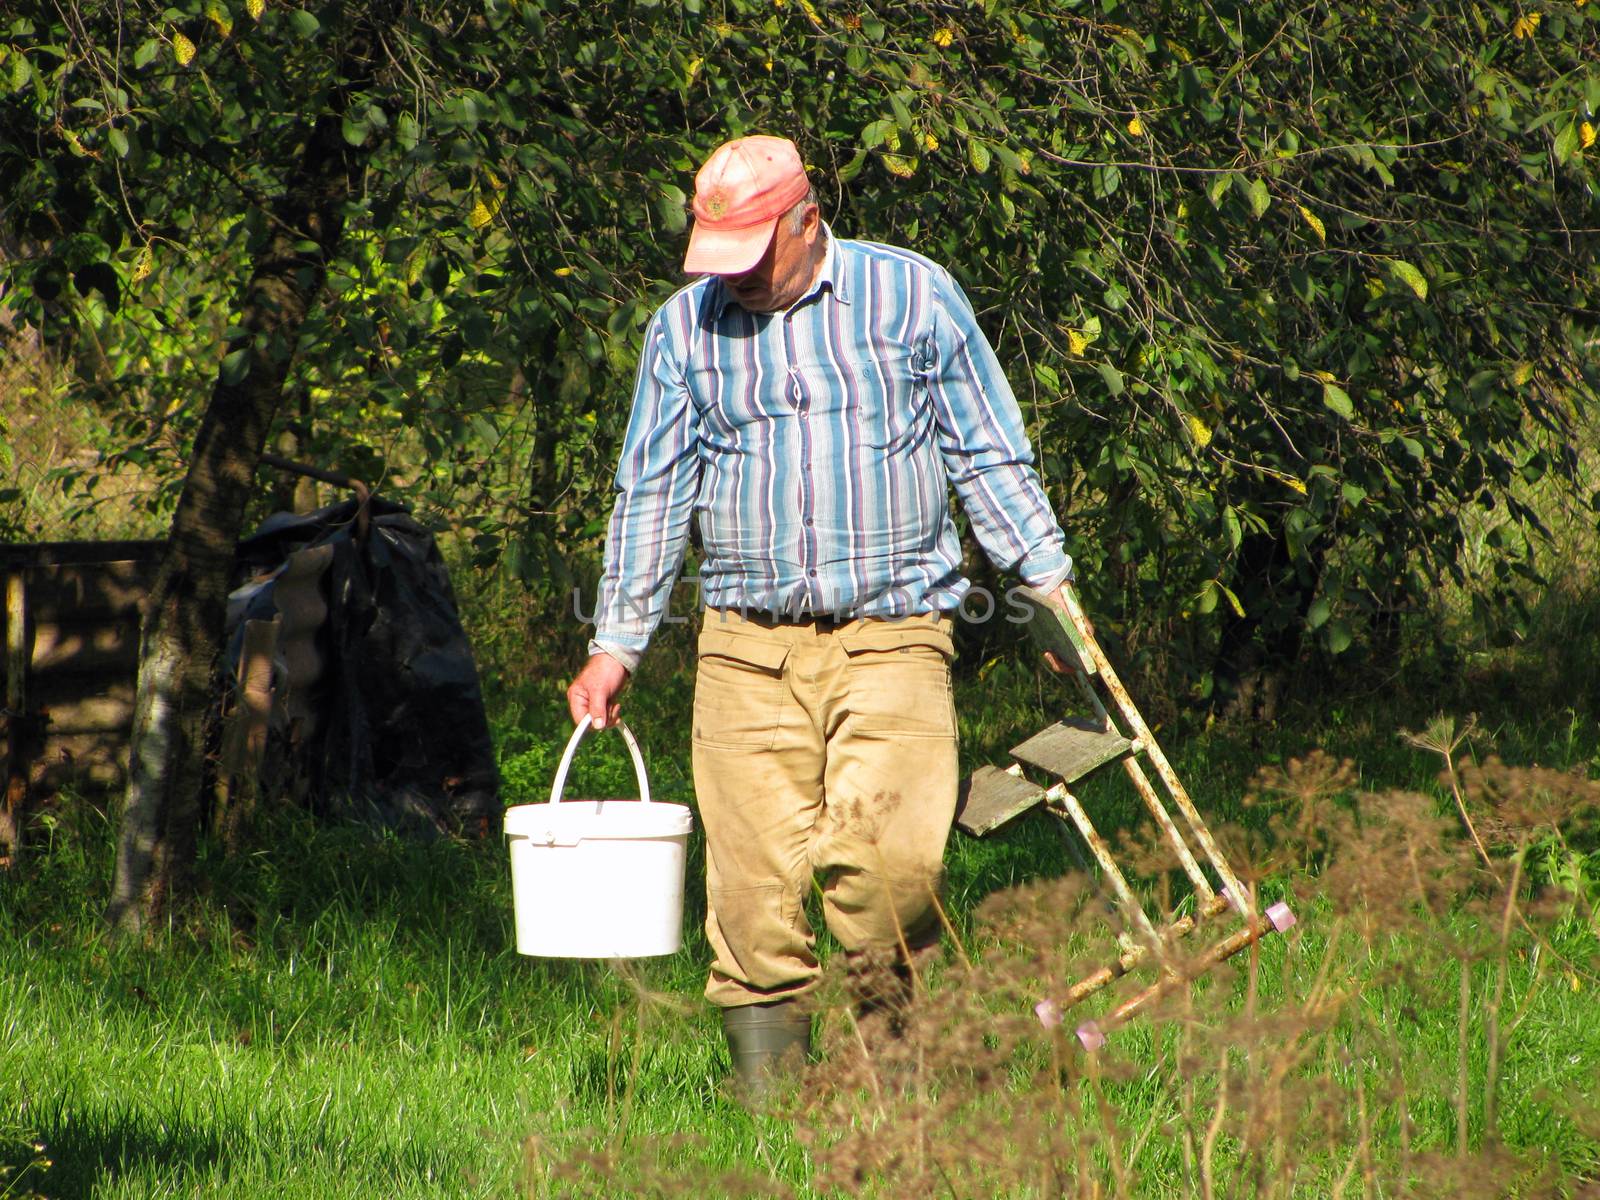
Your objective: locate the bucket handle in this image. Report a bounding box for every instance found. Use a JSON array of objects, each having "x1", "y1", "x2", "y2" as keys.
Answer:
[{"x1": 548, "y1": 714, "x2": 652, "y2": 806}]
